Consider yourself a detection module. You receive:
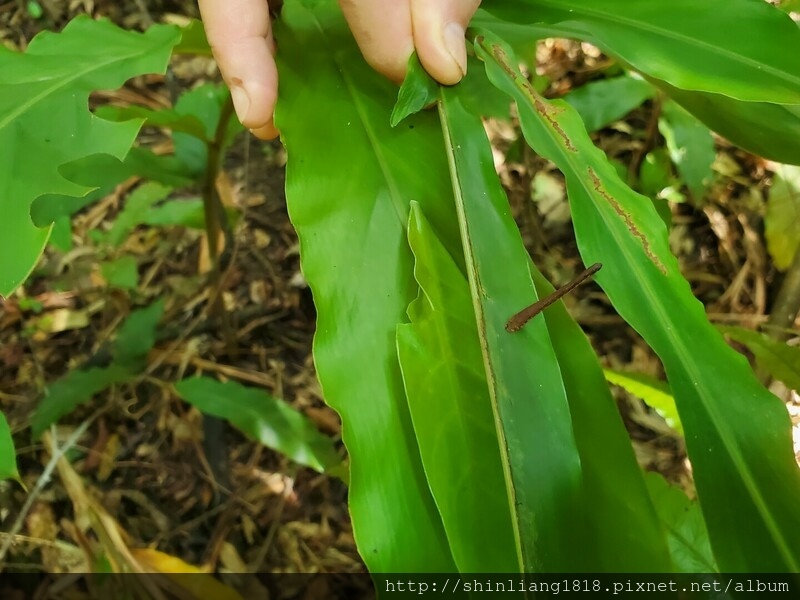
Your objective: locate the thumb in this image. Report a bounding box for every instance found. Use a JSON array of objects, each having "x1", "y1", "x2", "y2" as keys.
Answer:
[{"x1": 410, "y1": 0, "x2": 481, "y2": 85}]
